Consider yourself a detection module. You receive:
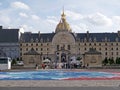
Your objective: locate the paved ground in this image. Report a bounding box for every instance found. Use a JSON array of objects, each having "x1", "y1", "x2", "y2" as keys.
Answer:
[
  {"x1": 0, "y1": 80, "x2": 120, "y2": 87},
  {"x1": 0, "y1": 87, "x2": 120, "y2": 90}
]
